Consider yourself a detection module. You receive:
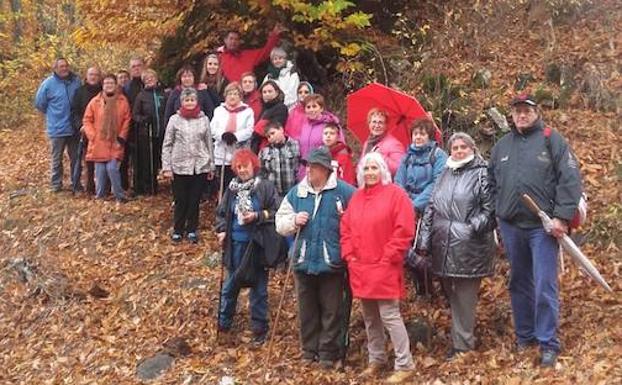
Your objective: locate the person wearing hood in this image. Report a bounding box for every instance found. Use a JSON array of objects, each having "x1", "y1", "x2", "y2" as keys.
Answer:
[
  {"x1": 217, "y1": 25, "x2": 284, "y2": 83},
  {"x1": 211, "y1": 82, "x2": 255, "y2": 191},
  {"x1": 488, "y1": 94, "x2": 582, "y2": 368},
  {"x1": 71, "y1": 66, "x2": 102, "y2": 194},
  {"x1": 34, "y1": 57, "x2": 82, "y2": 192},
  {"x1": 250, "y1": 80, "x2": 288, "y2": 153},
  {"x1": 132, "y1": 69, "x2": 167, "y2": 195},
  {"x1": 82, "y1": 74, "x2": 131, "y2": 202},
  {"x1": 417, "y1": 132, "x2": 496, "y2": 360},
  {"x1": 359, "y1": 108, "x2": 405, "y2": 177},
  {"x1": 160, "y1": 87, "x2": 215, "y2": 243},
  {"x1": 395, "y1": 117, "x2": 448, "y2": 214},
  {"x1": 284, "y1": 81, "x2": 313, "y2": 139},
  {"x1": 164, "y1": 65, "x2": 217, "y2": 128},
  {"x1": 322, "y1": 123, "x2": 355, "y2": 185},
  {"x1": 297, "y1": 94, "x2": 342, "y2": 180},
  {"x1": 263, "y1": 47, "x2": 300, "y2": 109}
]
